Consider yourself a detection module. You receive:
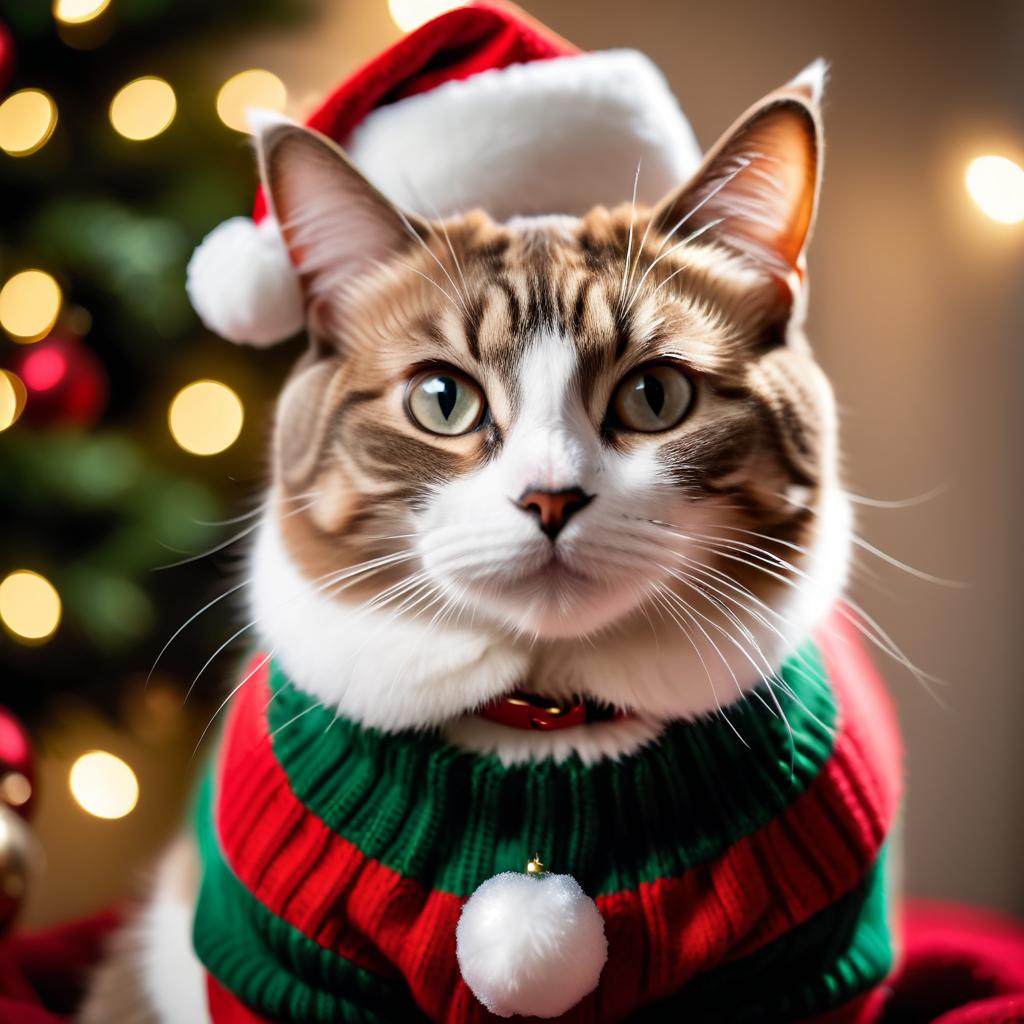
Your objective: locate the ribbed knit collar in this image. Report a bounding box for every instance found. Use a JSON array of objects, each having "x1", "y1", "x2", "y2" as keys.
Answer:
[{"x1": 257, "y1": 642, "x2": 835, "y2": 897}]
